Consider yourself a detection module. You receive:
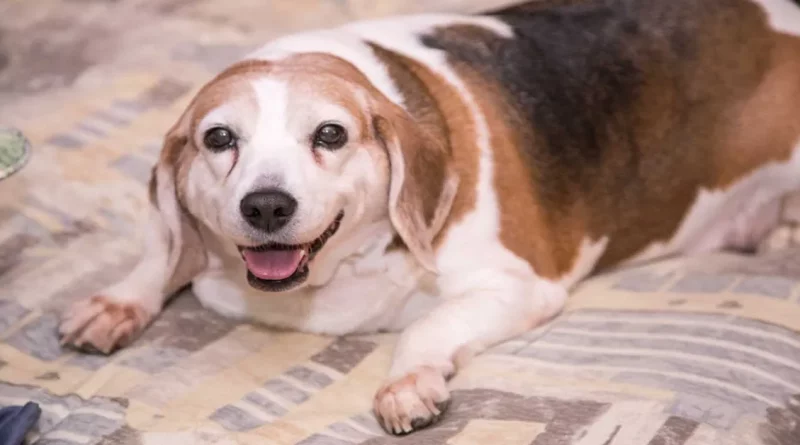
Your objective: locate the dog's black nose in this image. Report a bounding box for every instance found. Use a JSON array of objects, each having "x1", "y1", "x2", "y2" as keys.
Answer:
[{"x1": 240, "y1": 189, "x2": 297, "y2": 232}]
